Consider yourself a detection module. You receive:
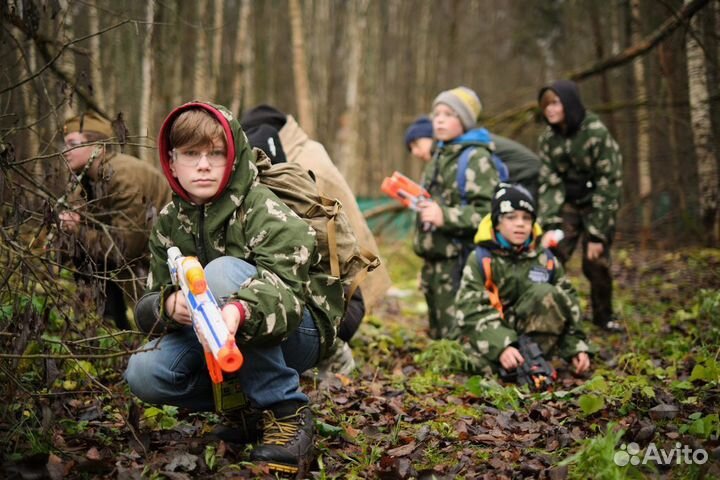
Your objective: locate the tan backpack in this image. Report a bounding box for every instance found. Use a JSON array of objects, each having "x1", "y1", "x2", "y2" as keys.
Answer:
[{"x1": 254, "y1": 151, "x2": 379, "y2": 306}]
